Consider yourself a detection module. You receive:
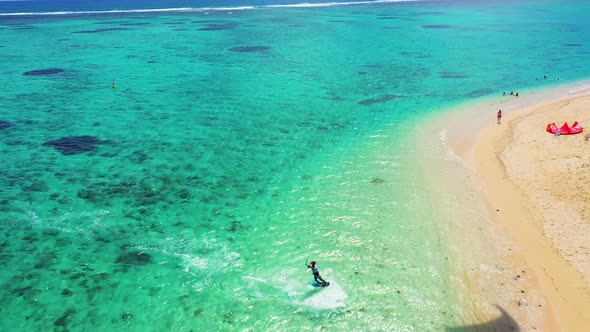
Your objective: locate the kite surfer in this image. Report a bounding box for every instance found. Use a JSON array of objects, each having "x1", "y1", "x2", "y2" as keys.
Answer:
[{"x1": 306, "y1": 260, "x2": 327, "y2": 286}]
